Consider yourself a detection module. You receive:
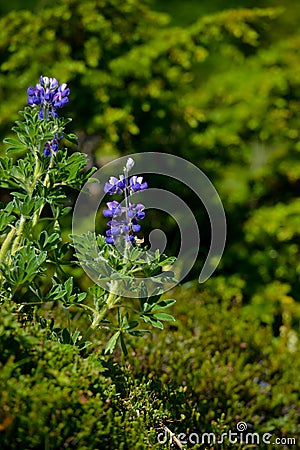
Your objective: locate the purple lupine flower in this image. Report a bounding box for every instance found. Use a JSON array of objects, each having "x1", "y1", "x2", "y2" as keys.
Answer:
[
  {"x1": 53, "y1": 83, "x2": 70, "y2": 108},
  {"x1": 27, "y1": 86, "x2": 42, "y2": 105},
  {"x1": 127, "y1": 203, "x2": 146, "y2": 220},
  {"x1": 103, "y1": 157, "x2": 147, "y2": 245},
  {"x1": 105, "y1": 218, "x2": 136, "y2": 244},
  {"x1": 27, "y1": 76, "x2": 70, "y2": 120},
  {"x1": 104, "y1": 176, "x2": 126, "y2": 195},
  {"x1": 43, "y1": 142, "x2": 51, "y2": 157},
  {"x1": 131, "y1": 221, "x2": 141, "y2": 232},
  {"x1": 43, "y1": 138, "x2": 60, "y2": 156},
  {"x1": 104, "y1": 206, "x2": 145, "y2": 244},
  {"x1": 103, "y1": 201, "x2": 123, "y2": 218},
  {"x1": 51, "y1": 138, "x2": 59, "y2": 152},
  {"x1": 129, "y1": 176, "x2": 148, "y2": 192},
  {"x1": 105, "y1": 218, "x2": 129, "y2": 244}
]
